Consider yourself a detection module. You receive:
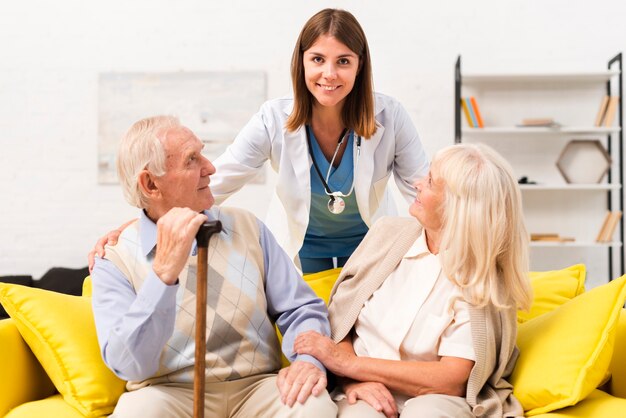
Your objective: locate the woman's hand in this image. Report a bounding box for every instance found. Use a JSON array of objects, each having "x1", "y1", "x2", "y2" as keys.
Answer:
[
  {"x1": 343, "y1": 380, "x2": 398, "y2": 418},
  {"x1": 294, "y1": 331, "x2": 356, "y2": 376},
  {"x1": 87, "y1": 219, "x2": 136, "y2": 272}
]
